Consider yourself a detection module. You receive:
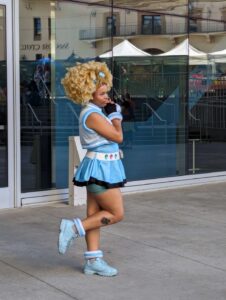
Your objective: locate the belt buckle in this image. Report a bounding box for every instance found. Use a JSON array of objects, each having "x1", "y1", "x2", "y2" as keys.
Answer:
[{"x1": 119, "y1": 149, "x2": 124, "y2": 159}]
